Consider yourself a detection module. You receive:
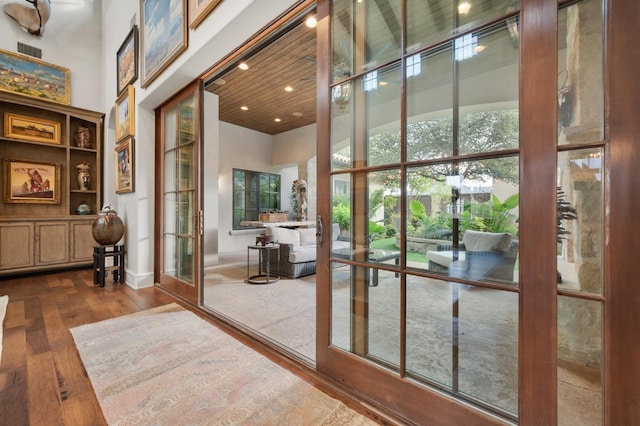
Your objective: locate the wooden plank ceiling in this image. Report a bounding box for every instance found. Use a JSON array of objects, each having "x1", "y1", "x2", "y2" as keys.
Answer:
[{"x1": 205, "y1": 20, "x2": 317, "y2": 136}]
